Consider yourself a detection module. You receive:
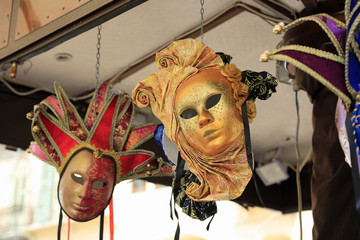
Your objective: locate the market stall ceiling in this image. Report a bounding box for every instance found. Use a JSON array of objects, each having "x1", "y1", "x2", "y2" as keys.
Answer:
[{"x1": 1, "y1": 0, "x2": 312, "y2": 166}]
